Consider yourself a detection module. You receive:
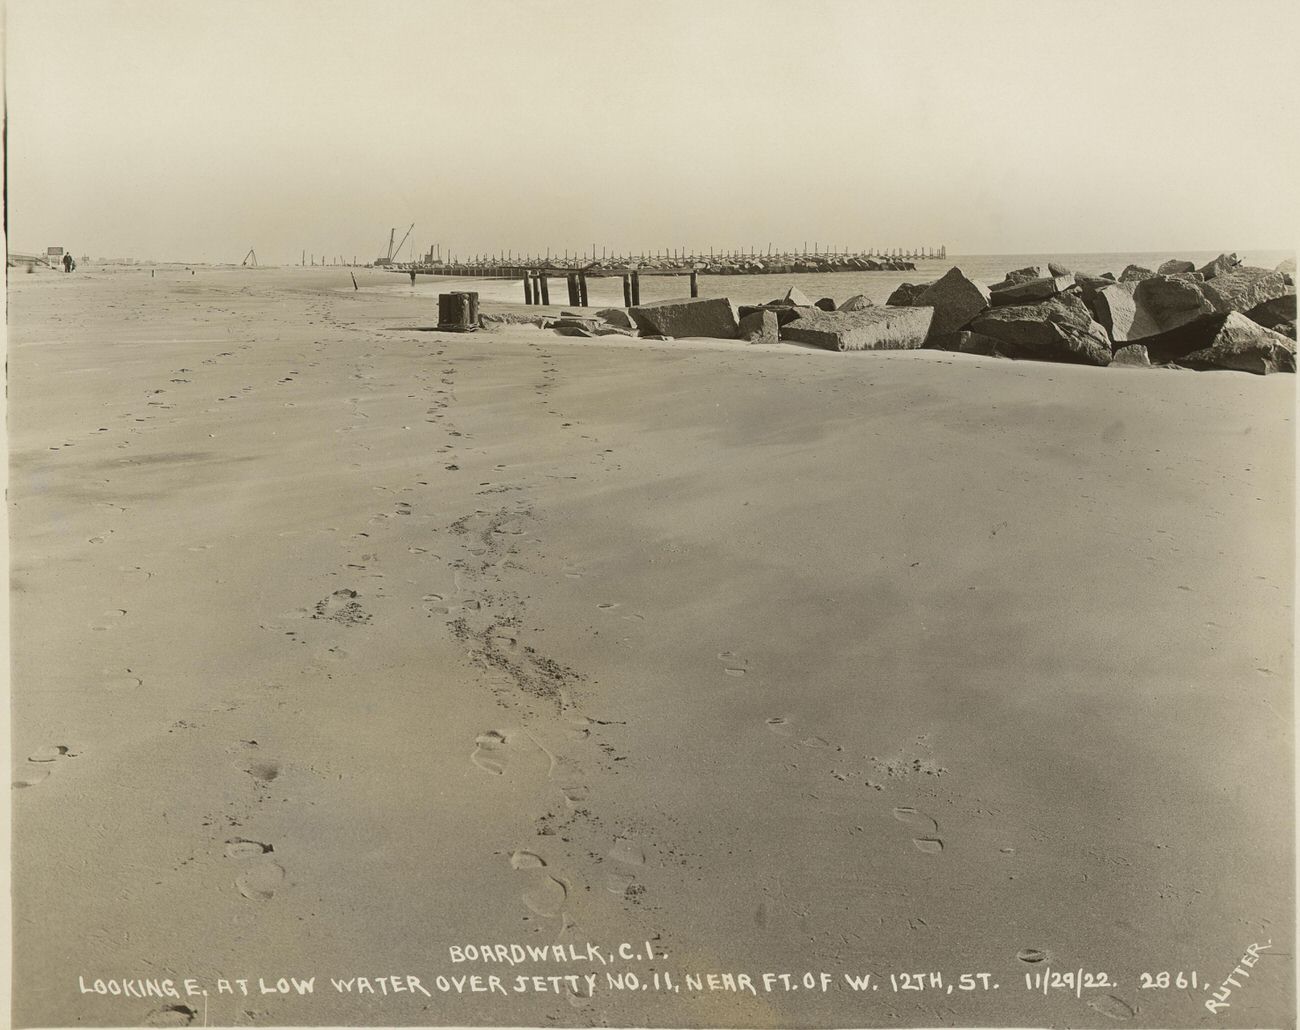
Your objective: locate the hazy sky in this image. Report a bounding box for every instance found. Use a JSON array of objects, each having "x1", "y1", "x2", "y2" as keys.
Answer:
[{"x1": 6, "y1": 0, "x2": 1298, "y2": 263}]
